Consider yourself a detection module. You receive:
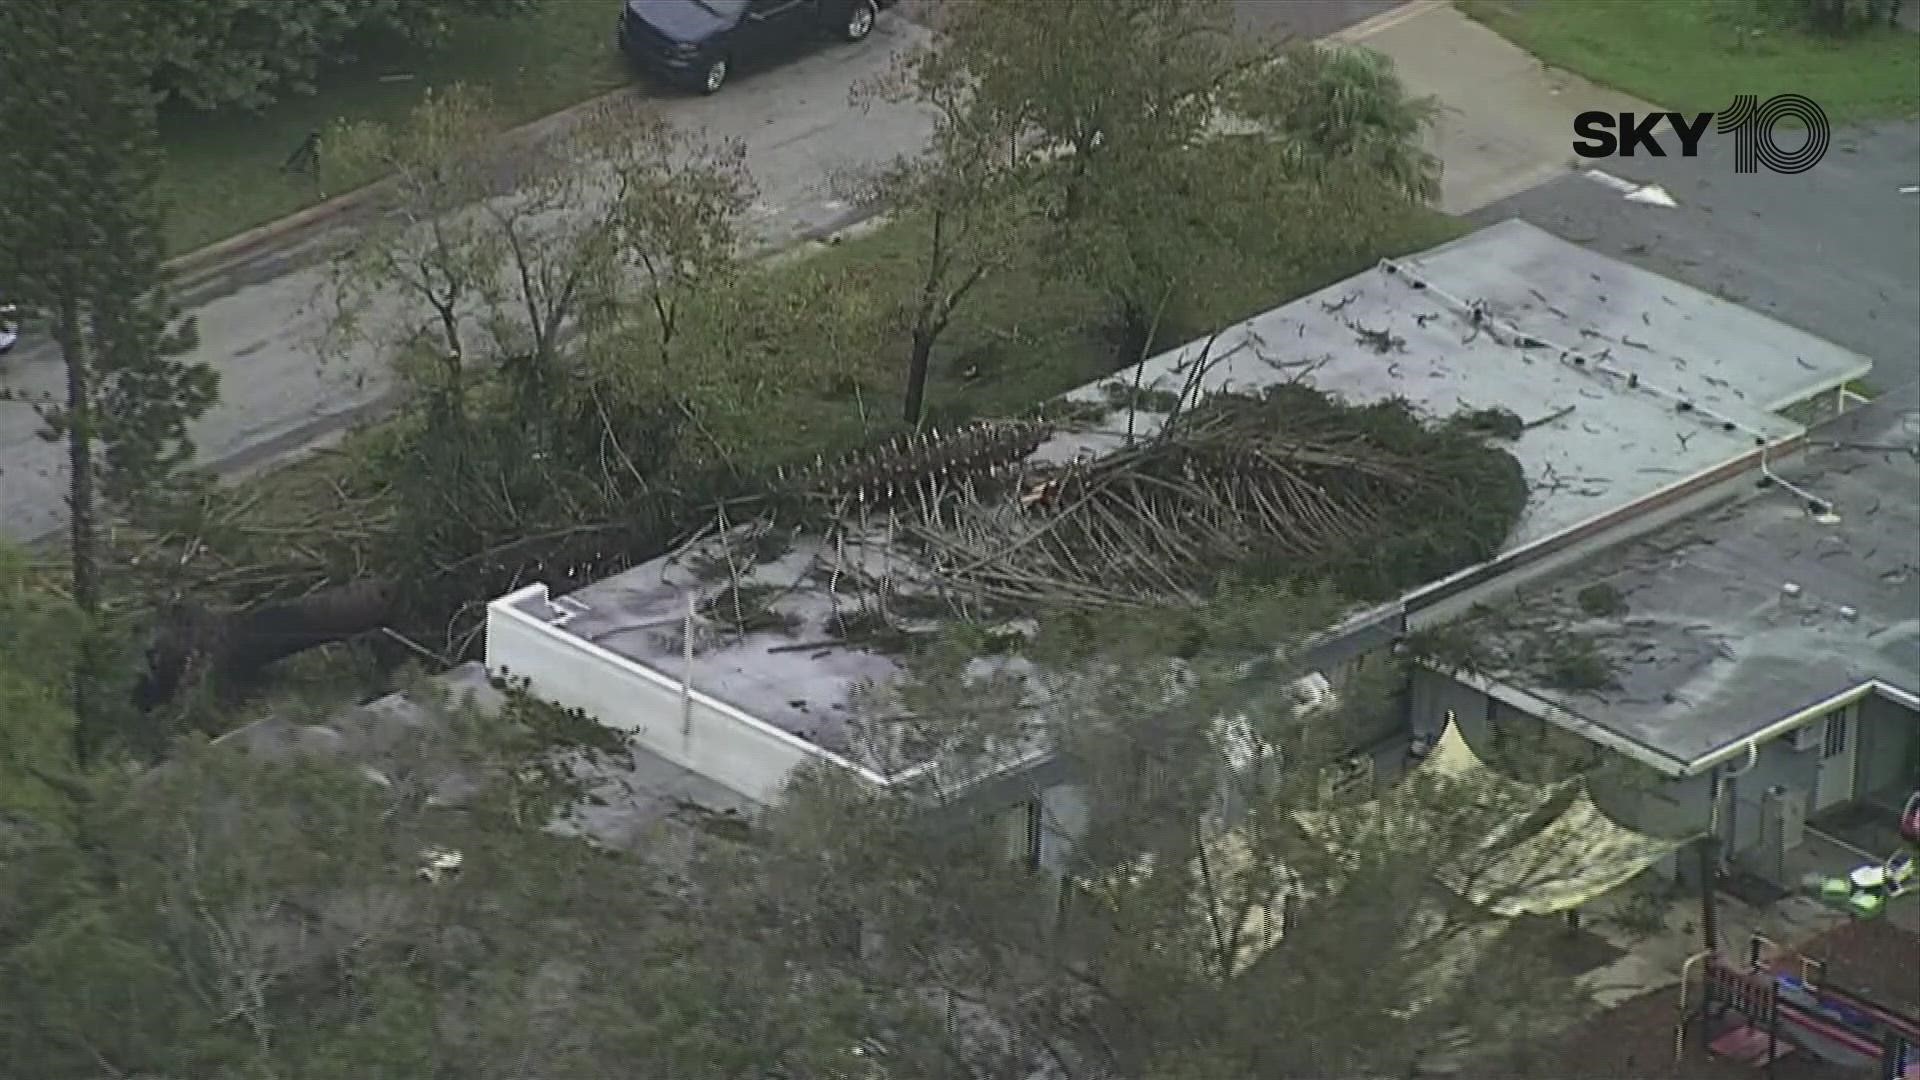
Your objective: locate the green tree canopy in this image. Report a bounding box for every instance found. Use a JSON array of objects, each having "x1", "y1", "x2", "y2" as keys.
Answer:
[
  {"x1": 887, "y1": 0, "x2": 1442, "y2": 357},
  {"x1": 750, "y1": 587, "x2": 1592, "y2": 1079}
]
